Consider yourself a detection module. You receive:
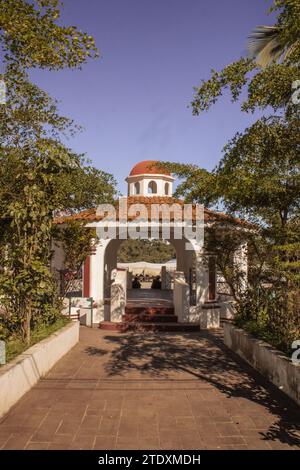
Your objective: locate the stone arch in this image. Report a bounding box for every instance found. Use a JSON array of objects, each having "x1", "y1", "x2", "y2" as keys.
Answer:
[
  {"x1": 148, "y1": 180, "x2": 157, "y2": 194},
  {"x1": 100, "y1": 229, "x2": 203, "y2": 322}
]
